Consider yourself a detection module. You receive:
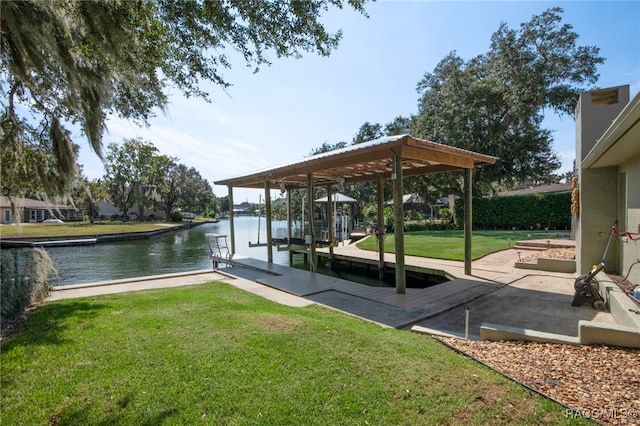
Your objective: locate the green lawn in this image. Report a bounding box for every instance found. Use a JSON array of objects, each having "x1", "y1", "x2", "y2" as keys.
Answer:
[
  {"x1": 0, "y1": 222, "x2": 181, "y2": 239},
  {"x1": 357, "y1": 230, "x2": 563, "y2": 261},
  {"x1": 1, "y1": 283, "x2": 588, "y2": 425}
]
